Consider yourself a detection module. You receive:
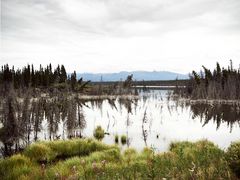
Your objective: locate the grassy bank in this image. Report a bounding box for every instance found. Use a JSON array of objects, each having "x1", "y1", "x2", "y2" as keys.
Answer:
[{"x1": 0, "y1": 139, "x2": 239, "y2": 179}]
